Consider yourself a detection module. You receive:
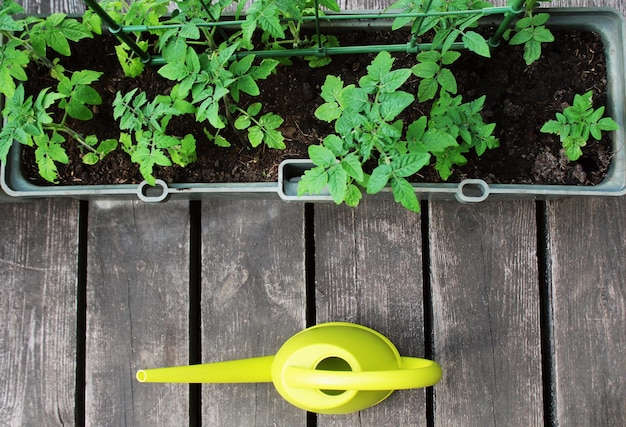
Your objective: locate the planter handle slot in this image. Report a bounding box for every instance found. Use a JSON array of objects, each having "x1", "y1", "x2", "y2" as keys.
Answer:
[
  {"x1": 137, "y1": 180, "x2": 169, "y2": 203},
  {"x1": 456, "y1": 179, "x2": 490, "y2": 203}
]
